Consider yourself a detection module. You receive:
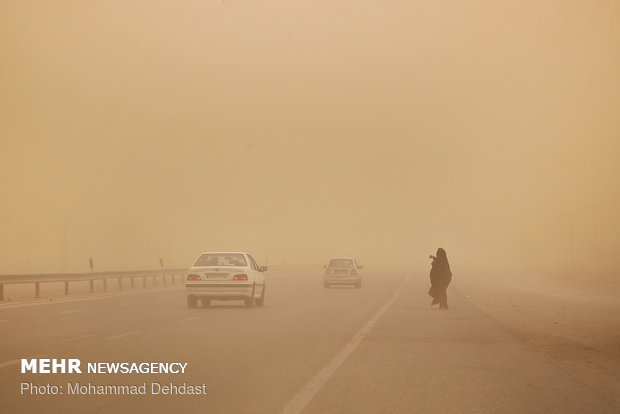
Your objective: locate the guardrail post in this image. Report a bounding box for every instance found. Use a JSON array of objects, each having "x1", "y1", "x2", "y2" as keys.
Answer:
[{"x1": 0, "y1": 269, "x2": 188, "y2": 301}]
